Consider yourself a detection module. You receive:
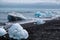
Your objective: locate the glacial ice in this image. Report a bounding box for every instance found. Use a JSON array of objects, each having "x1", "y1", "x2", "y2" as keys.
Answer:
[
  {"x1": 36, "y1": 19, "x2": 45, "y2": 25},
  {"x1": 35, "y1": 11, "x2": 55, "y2": 18},
  {"x1": 0, "y1": 27, "x2": 7, "y2": 36},
  {"x1": 8, "y1": 12, "x2": 27, "y2": 20},
  {"x1": 35, "y1": 11, "x2": 44, "y2": 18},
  {"x1": 8, "y1": 23, "x2": 29, "y2": 40}
]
